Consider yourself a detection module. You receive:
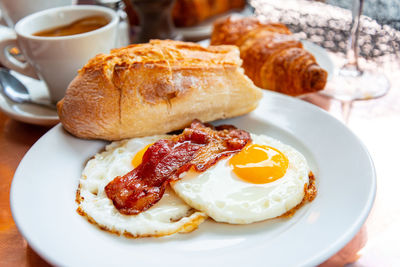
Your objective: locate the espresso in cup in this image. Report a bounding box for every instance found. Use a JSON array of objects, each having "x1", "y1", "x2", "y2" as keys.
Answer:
[
  {"x1": 0, "y1": 6, "x2": 118, "y2": 104},
  {"x1": 33, "y1": 15, "x2": 110, "y2": 37}
]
